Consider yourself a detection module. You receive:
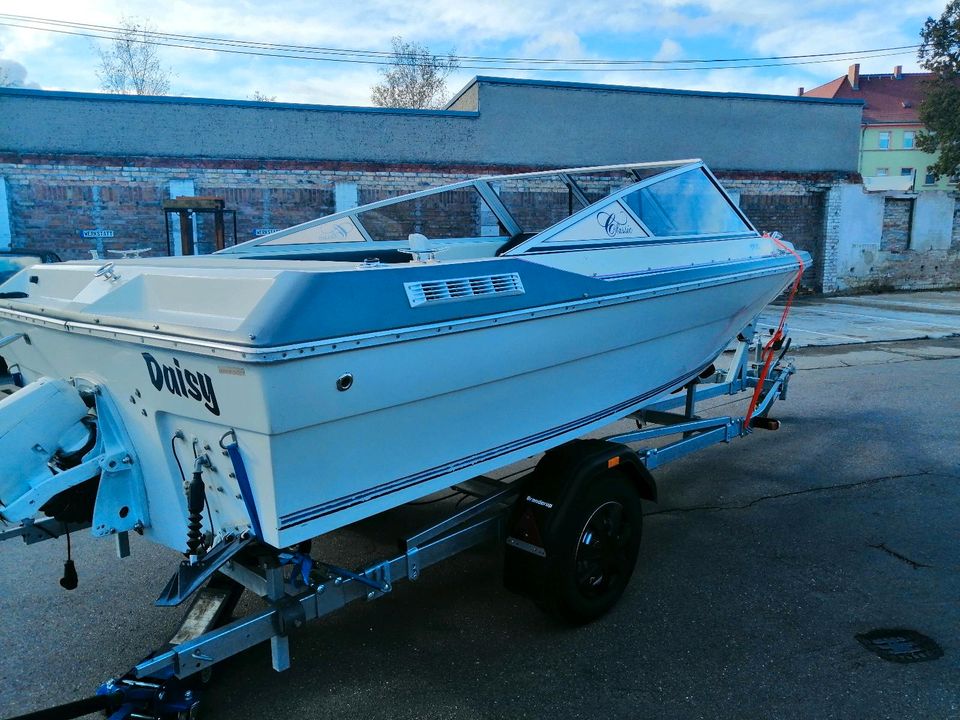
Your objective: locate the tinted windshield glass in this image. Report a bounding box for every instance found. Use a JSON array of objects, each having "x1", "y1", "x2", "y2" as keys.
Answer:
[
  {"x1": 496, "y1": 175, "x2": 585, "y2": 232},
  {"x1": 569, "y1": 169, "x2": 661, "y2": 205},
  {"x1": 622, "y1": 169, "x2": 750, "y2": 237},
  {"x1": 357, "y1": 187, "x2": 508, "y2": 241},
  {"x1": 0, "y1": 255, "x2": 43, "y2": 277}
]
